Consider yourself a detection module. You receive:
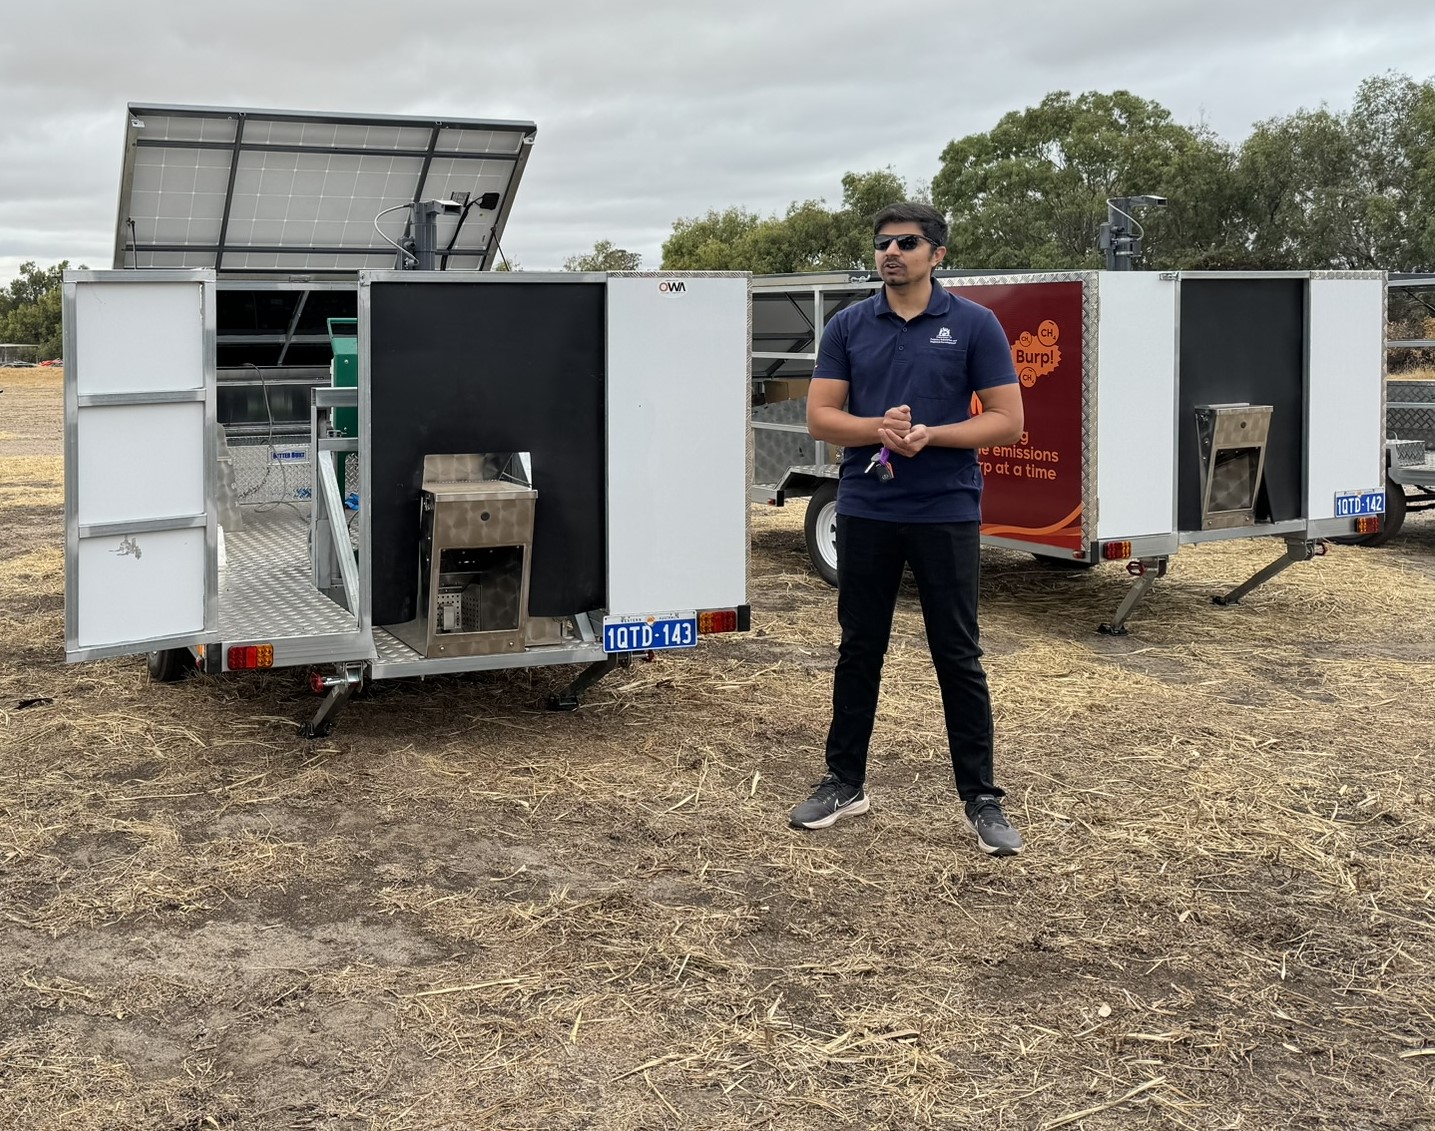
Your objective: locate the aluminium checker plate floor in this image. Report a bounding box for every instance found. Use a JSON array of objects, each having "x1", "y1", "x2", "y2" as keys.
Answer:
[
  {"x1": 220, "y1": 507, "x2": 358, "y2": 640},
  {"x1": 1392, "y1": 449, "x2": 1435, "y2": 486},
  {"x1": 371, "y1": 628, "x2": 425, "y2": 665}
]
